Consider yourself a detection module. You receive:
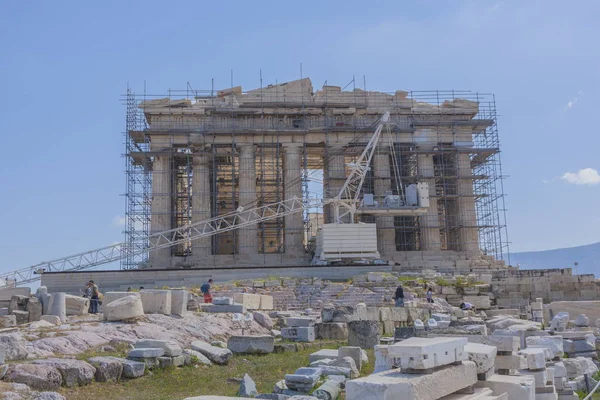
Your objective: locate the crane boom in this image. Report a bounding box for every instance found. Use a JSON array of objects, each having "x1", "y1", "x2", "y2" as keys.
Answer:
[
  {"x1": 0, "y1": 196, "x2": 315, "y2": 287},
  {"x1": 332, "y1": 112, "x2": 390, "y2": 223},
  {"x1": 0, "y1": 112, "x2": 395, "y2": 288}
]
